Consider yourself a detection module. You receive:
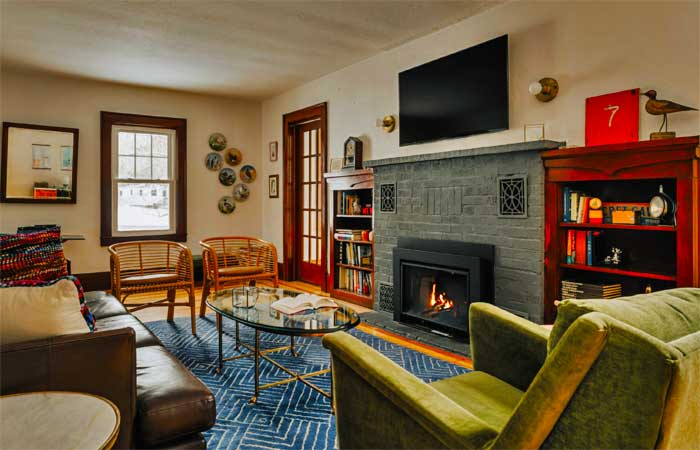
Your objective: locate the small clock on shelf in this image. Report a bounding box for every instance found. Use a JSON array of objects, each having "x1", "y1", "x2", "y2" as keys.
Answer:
[
  {"x1": 649, "y1": 185, "x2": 676, "y2": 226},
  {"x1": 343, "y1": 137, "x2": 363, "y2": 170}
]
